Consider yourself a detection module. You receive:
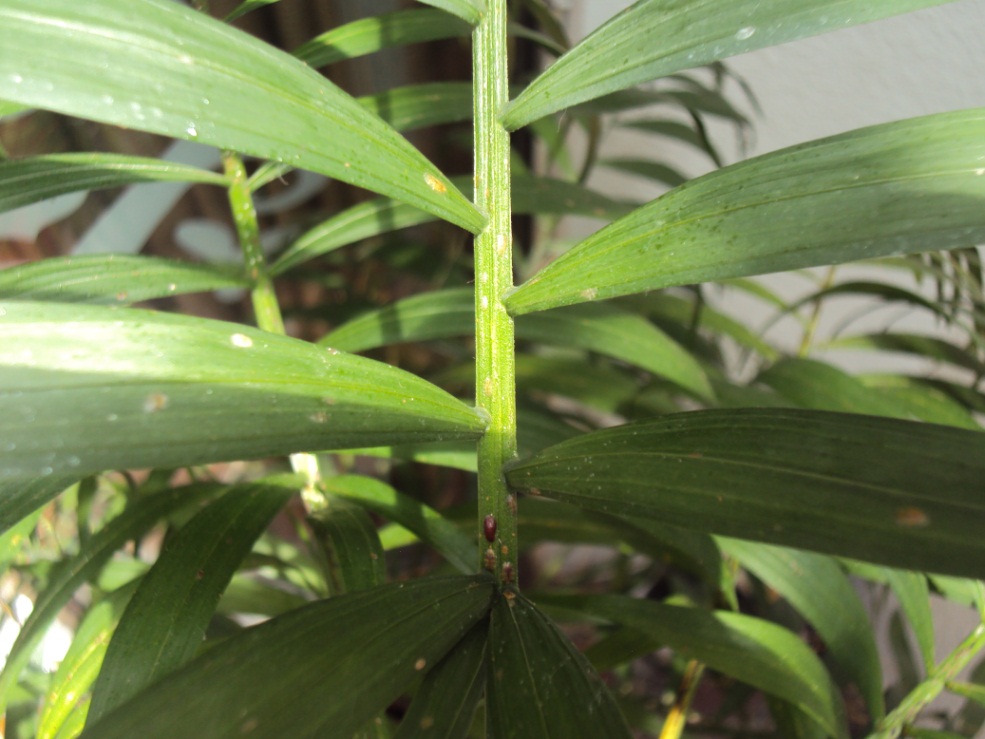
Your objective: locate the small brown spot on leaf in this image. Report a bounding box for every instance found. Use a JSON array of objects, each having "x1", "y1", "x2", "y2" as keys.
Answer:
[{"x1": 895, "y1": 506, "x2": 930, "y2": 527}]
